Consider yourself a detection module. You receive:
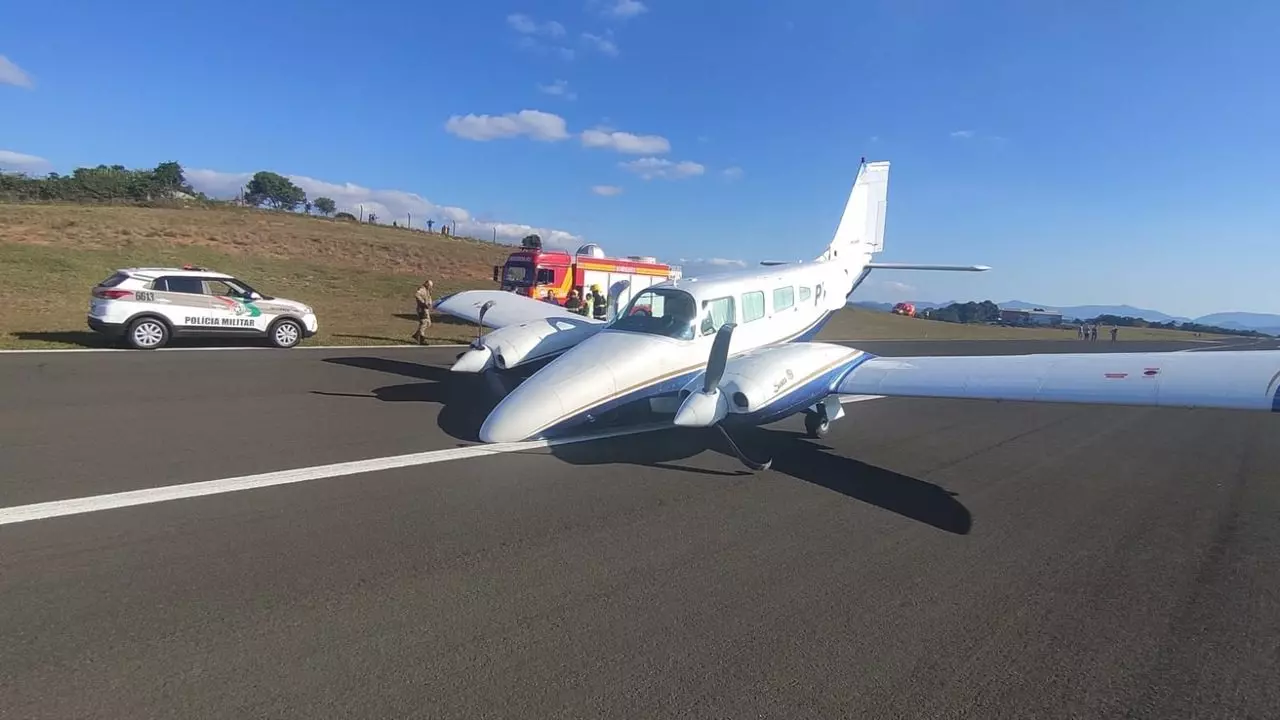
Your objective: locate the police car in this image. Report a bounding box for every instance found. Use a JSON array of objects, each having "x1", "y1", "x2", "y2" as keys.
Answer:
[{"x1": 87, "y1": 265, "x2": 319, "y2": 349}]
